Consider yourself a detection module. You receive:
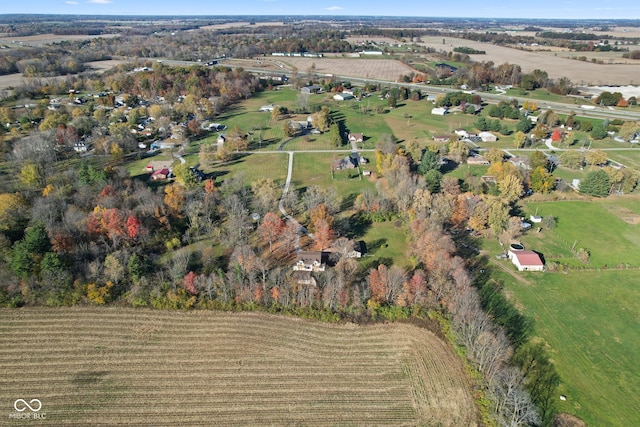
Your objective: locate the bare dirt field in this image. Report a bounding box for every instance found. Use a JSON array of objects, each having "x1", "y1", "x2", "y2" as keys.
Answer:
[
  {"x1": 418, "y1": 36, "x2": 640, "y2": 85},
  {"x1": 0, "y1": 33, "x2": 120, "y2": 47},
  {"x1": 278, "y1": 57, "x2": 416, "y2": 81},
  {"x1": 0, "y1": 307, "x2": 478, "y2": 426}
]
